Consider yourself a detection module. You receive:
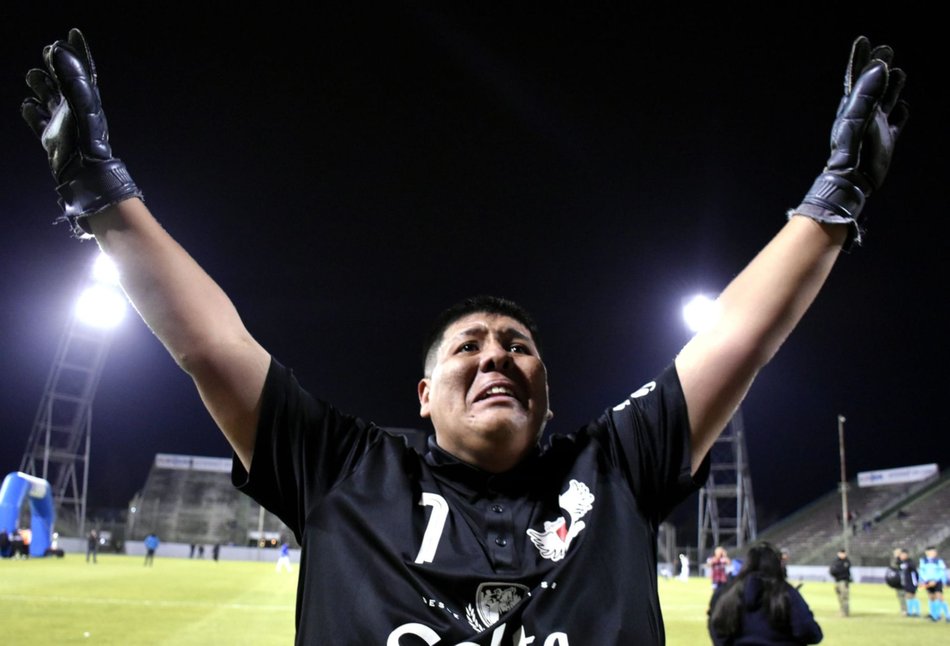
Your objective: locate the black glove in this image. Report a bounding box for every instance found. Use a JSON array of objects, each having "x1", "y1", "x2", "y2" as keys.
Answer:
[
  {"x1": 793, "y1": 35, "x2": 909, "y2": 251},
  {"x1": 22, "y1": 28, "x2": 142, "y2": 239}
]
